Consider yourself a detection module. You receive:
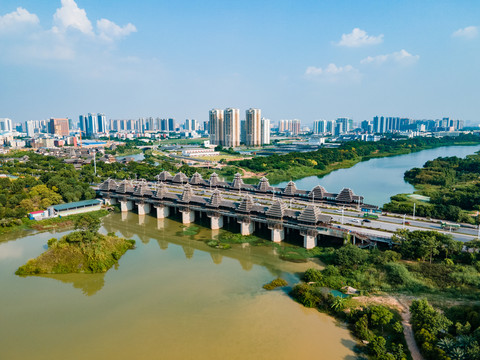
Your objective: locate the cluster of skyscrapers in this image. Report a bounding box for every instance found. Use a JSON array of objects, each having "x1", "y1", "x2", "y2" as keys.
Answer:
[
  {"x1": 361, "y1": 116, "x2": 464, "y2": 134},
  {"x1": 278, "y1": 119, "x2": 301, "y2": 135},
  {"x1": 313, "y1": 118, "x2": 354, "y2": 135},
  {"x1": 209, "y1": 108, "x2": 270, "y2": 148}
]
